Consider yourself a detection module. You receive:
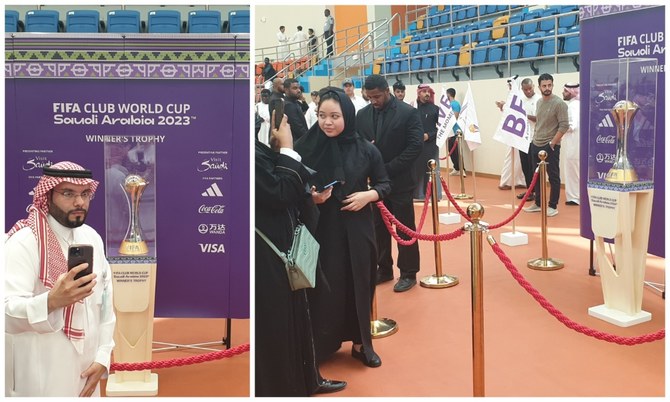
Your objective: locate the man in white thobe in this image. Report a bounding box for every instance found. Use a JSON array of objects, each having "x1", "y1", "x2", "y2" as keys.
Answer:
[
  {"x1": 5, "y1": 161, "x2": 115, "y2": 397},
  {"x1": 304, "y1": 90, "x2": 319, "y2": 128},
  {"x1": 562, "y1": 82, "x2": 580, "y2": 205},
  {"x1": 277, "y1": 26, "x2": 289, "y2": 60},
  {"x1": 255, "y1": 88, "x2": 272, "y2": 146},
  {"x1": 292, "y1": 25, "x2": 309, "y2": 56},
  {"x1": 496, "y1": 75, "x2": 526, "y2": 190}
]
